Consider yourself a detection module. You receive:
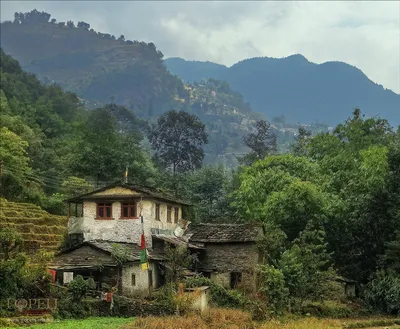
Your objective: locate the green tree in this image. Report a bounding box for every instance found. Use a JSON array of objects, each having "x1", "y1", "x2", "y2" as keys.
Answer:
[
  {"x1": 69, "y1": 106, "x2": 149, "y2": 184},
  {"x1": 0, "y1": 127, "x2": 33, "y2": 199},
  {"x1": 149, "y1": 110, "x2": 208, "y2": 194},
  {"x1": 256, "y1": 264, "x2": 288, "y2": 314},
  {"x1": 239, "y1": 120, "x2": 277, "y2": 166},
  {"x1": 291, "y1": 126, "x2": 312, "y2": 156},
  {"x1": 185, "y1": 165, "x2": 232, "y2": 222},
  {"x1": 0, "y1": 227, "x2": 26, "y2": 299},
  {"x1": 164, "y1": 243, "x2": 193, "y2": 283},
  {"x1": 279, "y1": 222, "x2": 334, "y2": 309},
  {"x1": 61, "y1": 176, "x2": 93, "y2": 198}
]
